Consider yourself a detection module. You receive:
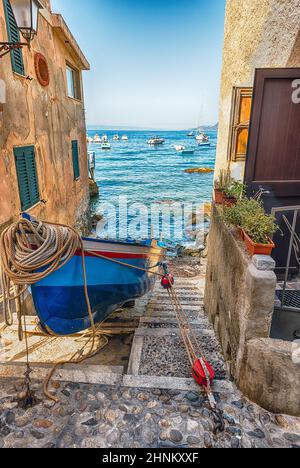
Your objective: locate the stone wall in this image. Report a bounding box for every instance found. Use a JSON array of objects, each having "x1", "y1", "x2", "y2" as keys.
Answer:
[
  {"x1": 204, "y1": 205, "x2": 300, "y2": 416},
  {"x1": 215, "y1": 0, "x2": 300, "y2": 180},
  {"x1": 0, "y1": 1, "x2": 90, "y2": 233}
]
